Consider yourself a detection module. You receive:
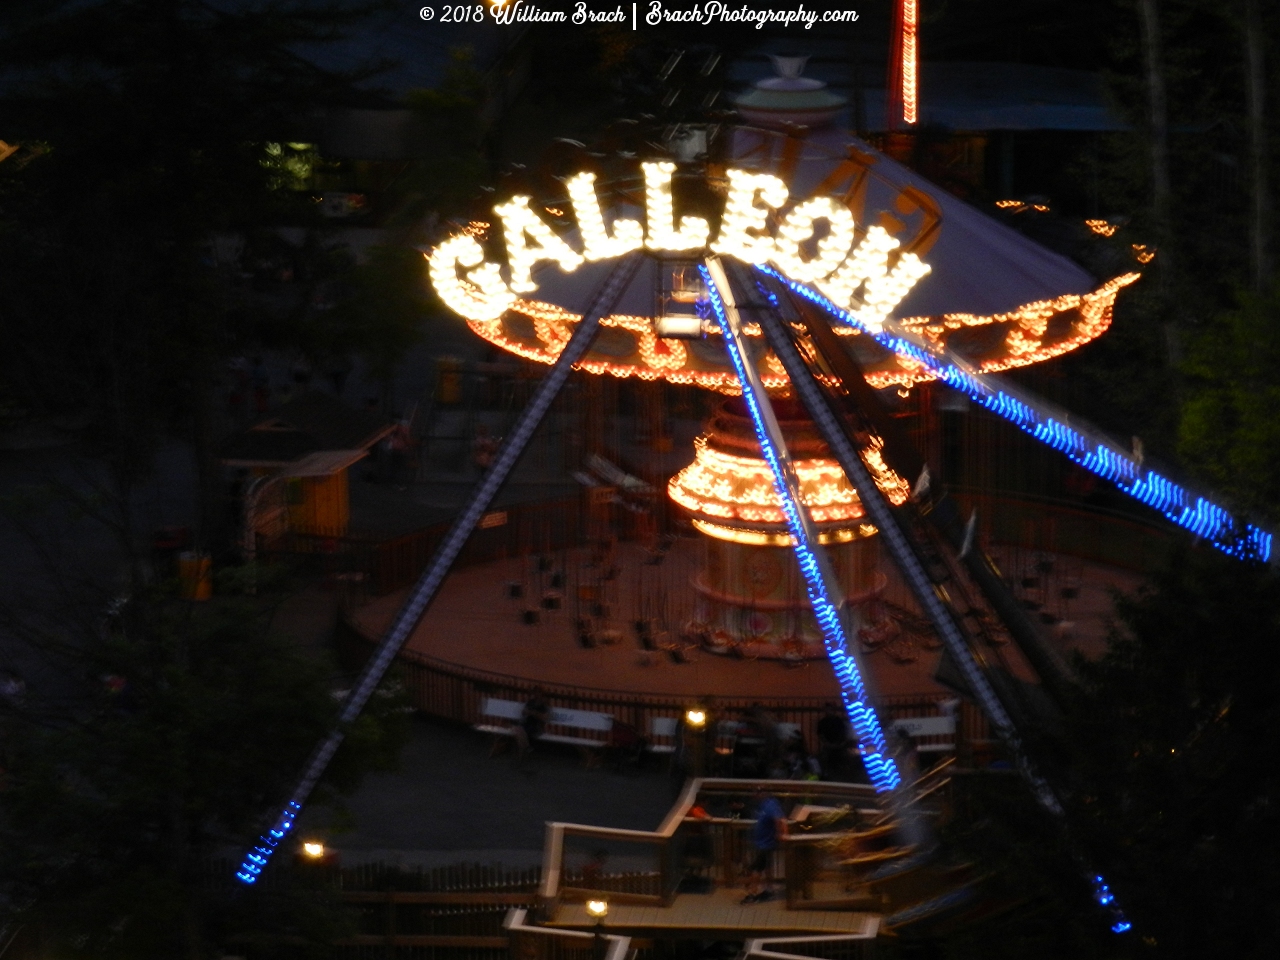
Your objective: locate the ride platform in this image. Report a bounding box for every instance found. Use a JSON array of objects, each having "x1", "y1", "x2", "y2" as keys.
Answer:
[{"x1": 347, "y1": 538, "x2": 1139, "y2": 706}]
